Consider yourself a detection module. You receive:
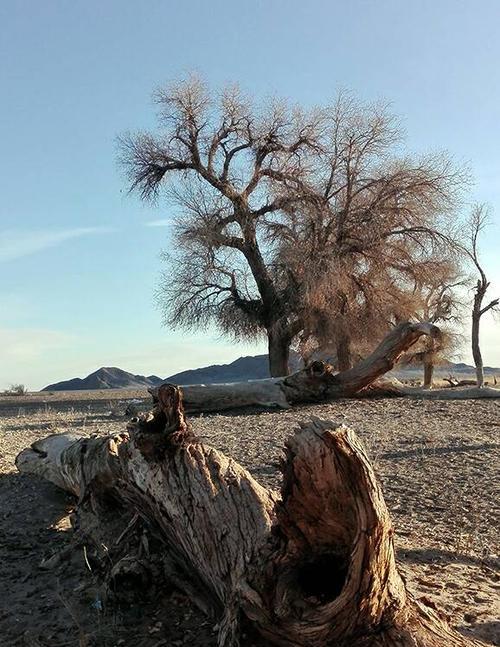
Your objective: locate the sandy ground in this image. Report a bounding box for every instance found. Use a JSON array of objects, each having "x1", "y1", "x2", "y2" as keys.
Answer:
[{"x1": 0, "y1": 391, "x2": 499, "y2": 646}]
